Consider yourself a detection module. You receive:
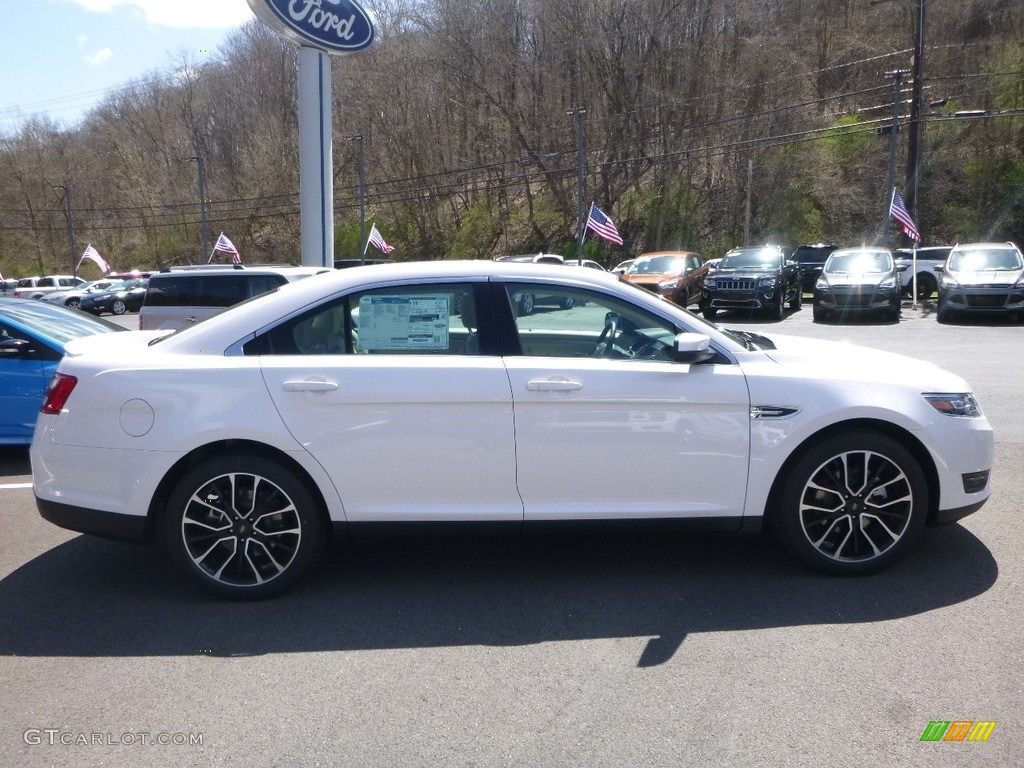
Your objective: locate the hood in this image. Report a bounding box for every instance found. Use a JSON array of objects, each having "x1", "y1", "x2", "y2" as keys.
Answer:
[
  {"x1": 621, "y1": 271, "x2": 679, "y2": 283},
  {"x1": 756, "y1": 333, "x2": 970, "y2": 391},
  {"x1": 820, "y1": 272, "x2": 891, "y2": 287},
  {"x1": 947, "y1": 269, "x2": 1023, "y2": 287}
]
